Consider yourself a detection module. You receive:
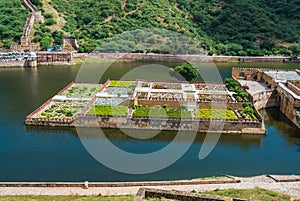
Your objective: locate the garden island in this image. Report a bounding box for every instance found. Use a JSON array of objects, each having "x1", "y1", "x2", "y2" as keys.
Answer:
[{"x1": 26, "y1": 76, "x2": 265, "y2": 134}]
